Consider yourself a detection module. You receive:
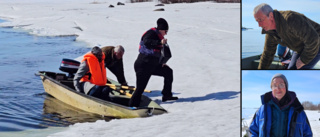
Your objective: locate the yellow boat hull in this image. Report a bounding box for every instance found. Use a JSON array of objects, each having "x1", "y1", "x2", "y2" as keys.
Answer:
[{"x1": 38, "y1": 71, "x2": 166, "y2": 118}]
